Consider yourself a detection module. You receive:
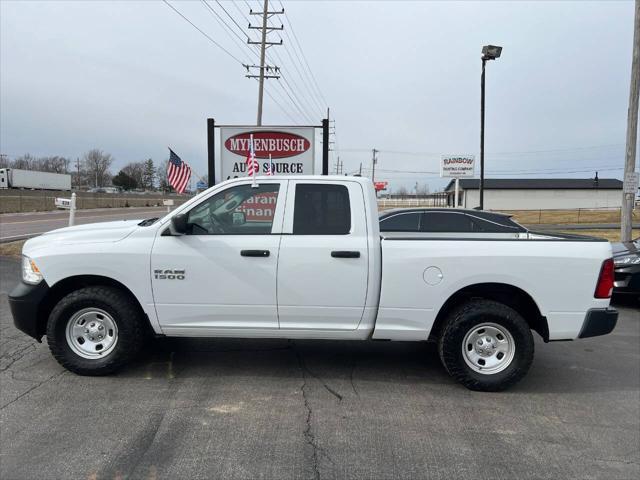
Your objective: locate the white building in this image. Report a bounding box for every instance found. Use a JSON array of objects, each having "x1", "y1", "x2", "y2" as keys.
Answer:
[{"x1": 444, "y1": 178, "x2": 624, "y2": 210}]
